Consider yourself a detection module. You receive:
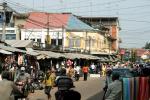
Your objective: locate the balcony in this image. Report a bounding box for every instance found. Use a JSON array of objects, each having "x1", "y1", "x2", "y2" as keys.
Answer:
[{"x1": 33, "y1": 42, "x2": 63, "y2": 51}]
